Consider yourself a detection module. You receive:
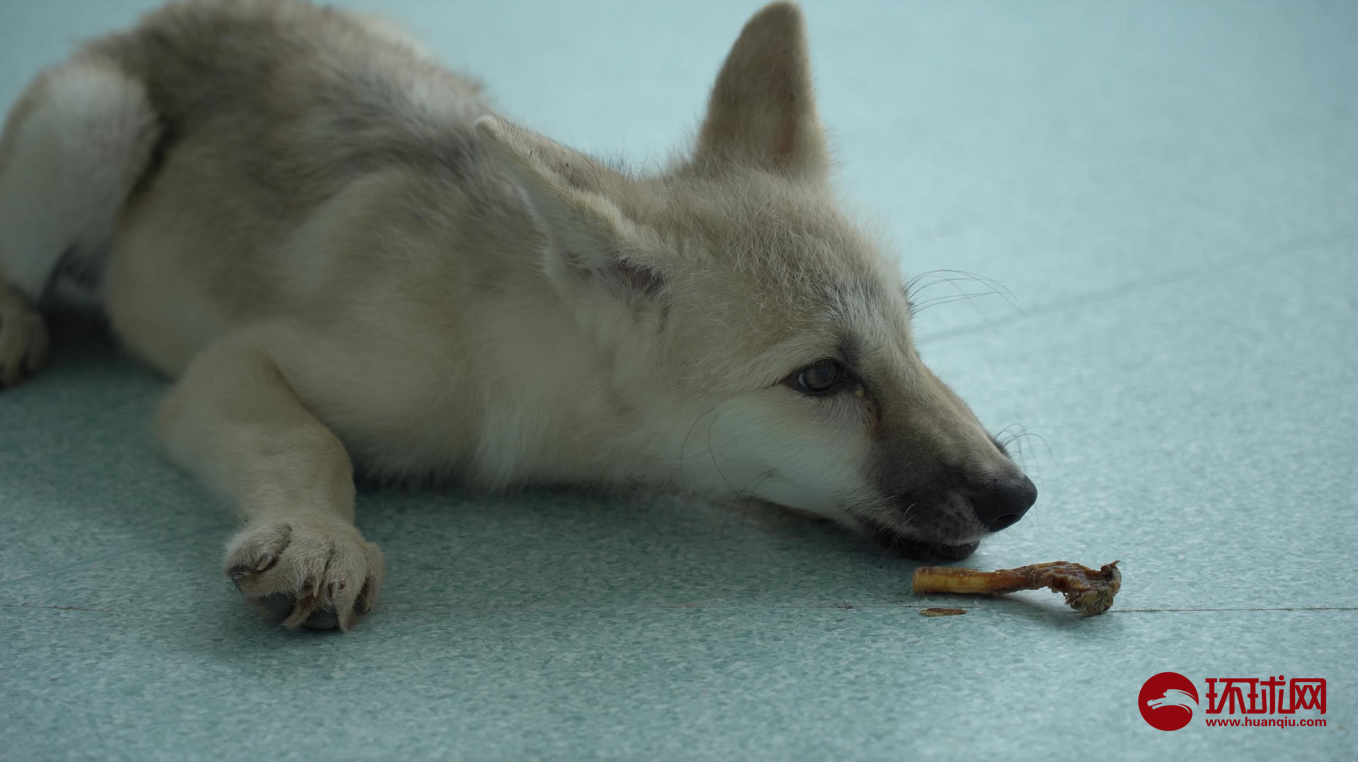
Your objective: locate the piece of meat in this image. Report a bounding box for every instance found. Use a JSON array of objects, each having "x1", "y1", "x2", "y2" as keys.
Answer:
[{"x1": 912, "y1": 561, "x2": 1121, "y2": 616}]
